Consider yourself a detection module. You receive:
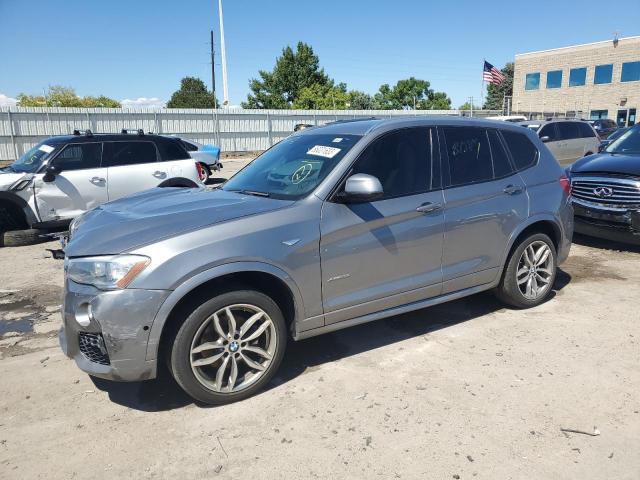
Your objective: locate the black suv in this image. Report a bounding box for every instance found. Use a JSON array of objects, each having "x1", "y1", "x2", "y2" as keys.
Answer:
[{"x1": 590, "y1": 119, "x2": 618, "y2": 139}]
